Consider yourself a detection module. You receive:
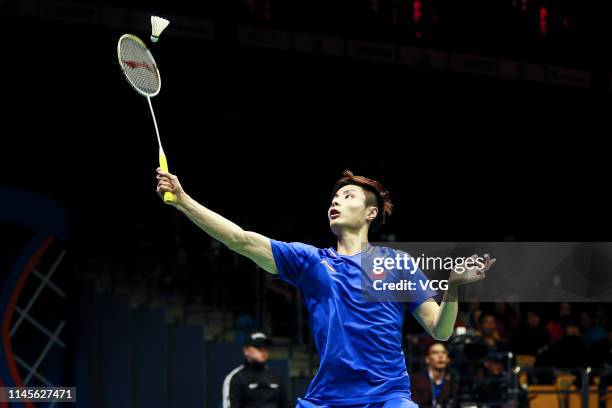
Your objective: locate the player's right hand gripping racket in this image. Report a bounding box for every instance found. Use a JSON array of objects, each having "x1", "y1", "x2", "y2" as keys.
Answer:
[{"x1": 117, "y1": 33, "x2": 176, "y2": 204}]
